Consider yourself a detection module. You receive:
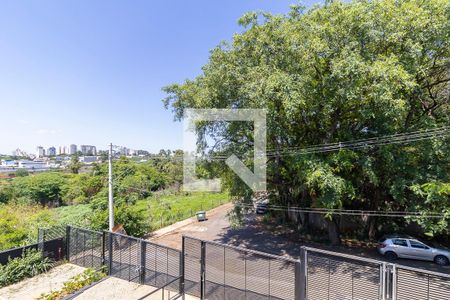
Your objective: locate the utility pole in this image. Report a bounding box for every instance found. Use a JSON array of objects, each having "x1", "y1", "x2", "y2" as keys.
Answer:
[{"x1": 108, "y1": 143, "x2": 114, "y2": 231}]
